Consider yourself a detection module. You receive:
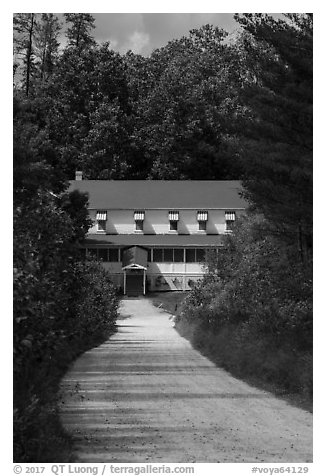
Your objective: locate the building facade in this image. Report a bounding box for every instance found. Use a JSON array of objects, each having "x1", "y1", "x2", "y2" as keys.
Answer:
[{"x1": 69, "y1": 176, "x2": 247, "y2": 295}]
